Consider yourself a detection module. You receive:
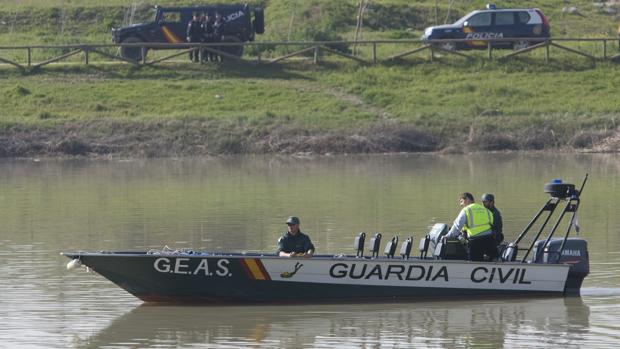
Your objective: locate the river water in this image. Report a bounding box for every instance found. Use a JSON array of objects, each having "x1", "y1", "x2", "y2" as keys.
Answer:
[{"x1": 1, "y1": 154, "x2": 619, "y2": 348}]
